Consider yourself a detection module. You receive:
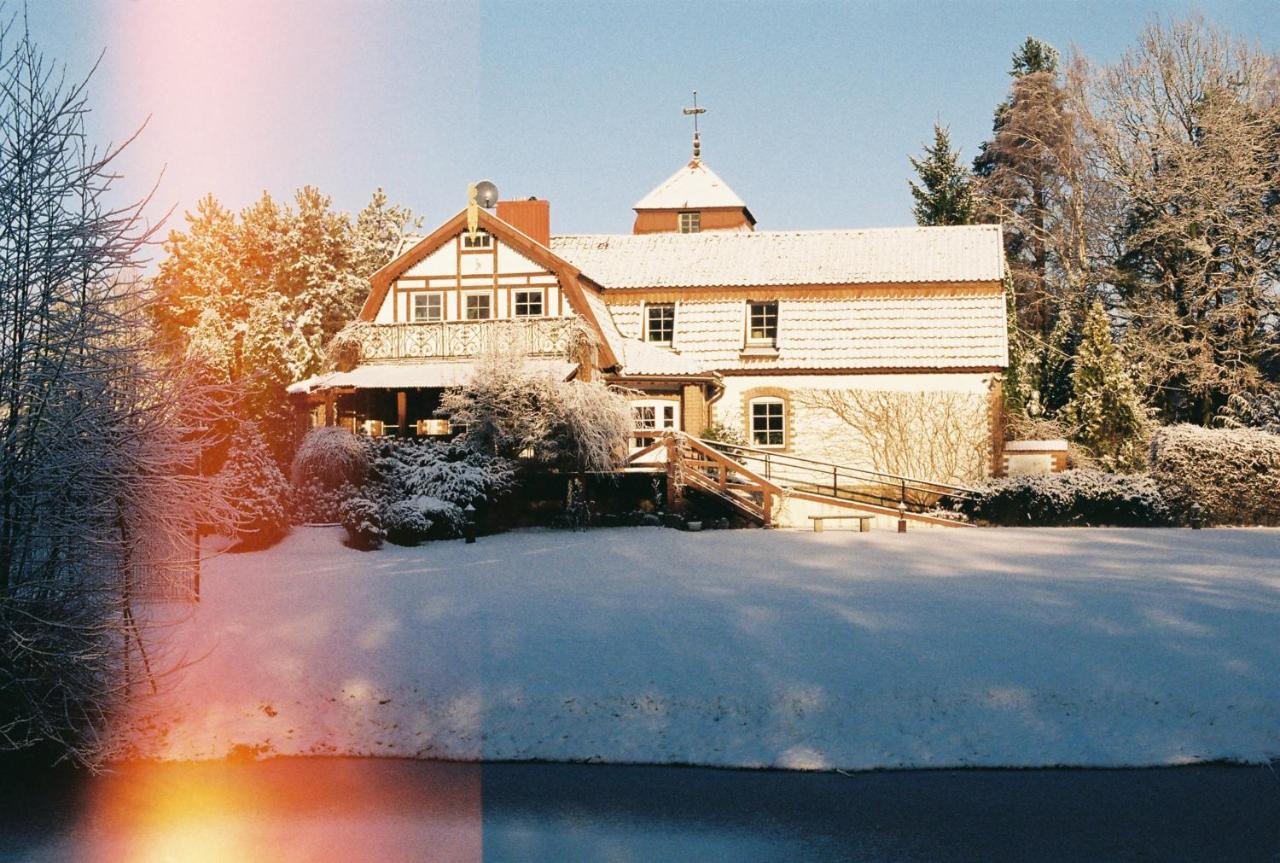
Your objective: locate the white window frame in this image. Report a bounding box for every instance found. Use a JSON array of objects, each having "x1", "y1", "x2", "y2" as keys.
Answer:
[
  {"x1": 645, "y1": 303, "x2": 675, "y2": 346},
  {"x1": 513, "y1": 289, "x2": 544, "y2": 318},
  {"x1": 462, "y1": 231, "x2": 492, "y2": 249},
  {"x1": 412, "y1": 292, "x2": 444, "y2": 322},
  {"x1": 678, "y1": 211, "x2": 701, "y2": 233},
  {"x1": 630, "y1": 399, "x2": 680, "y2": 449},
  {"x1": 747, "y1": 300, "x2": 778, "y2": 345},
  {"x1": 749, "y1": 397, "x2": 786, "y2": 448},
  {"x1": 463, "y1": 292, "x2": 492, "y2": 320}
]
